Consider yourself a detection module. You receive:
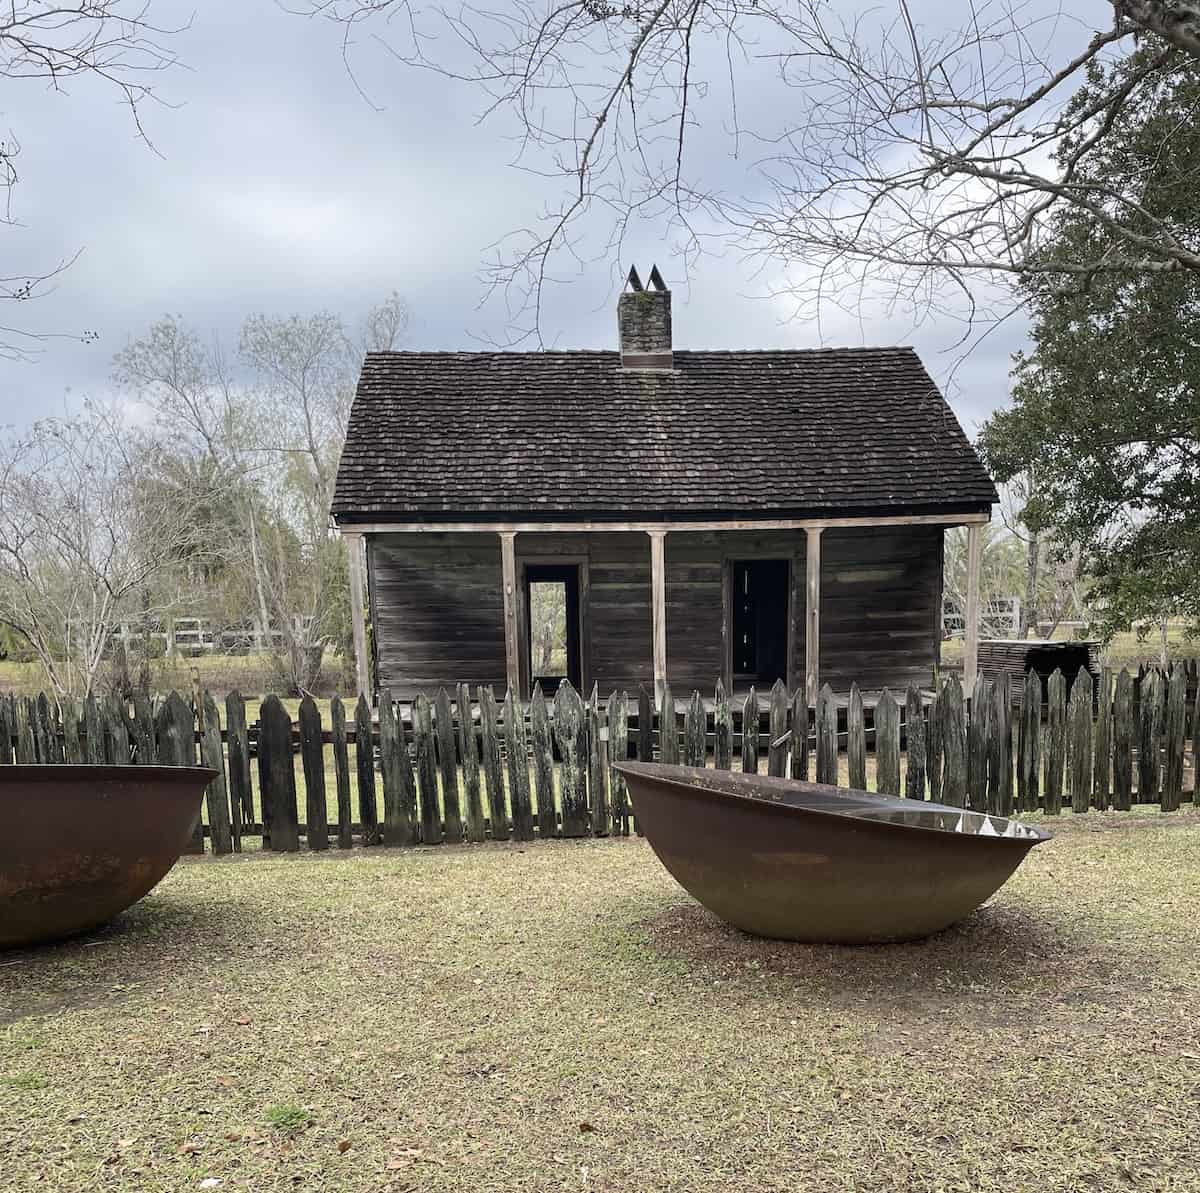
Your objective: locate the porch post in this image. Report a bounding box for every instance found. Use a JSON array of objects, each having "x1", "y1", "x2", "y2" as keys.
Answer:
[
  {"x1": 499, "y1": 531, "x2": 521, "y2": 695},
  {"x1": 648, "y1": 529, "x2": 667, "y2": 700},
  {"x1": 963, "y1": 523, "x2": 982, "y2": 694},
  {"x1": 805, "y1": 527, "x2": 822, "y2": 707},
  {"x1": 344, "y1": 531, "x2": 371, "y2": 699}
]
